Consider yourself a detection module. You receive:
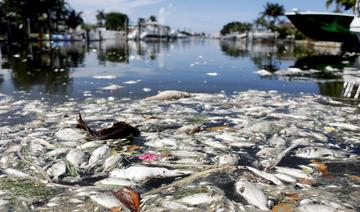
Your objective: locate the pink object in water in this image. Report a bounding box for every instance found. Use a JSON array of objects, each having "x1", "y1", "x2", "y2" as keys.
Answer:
[{"x1": 138, "y1": 153, "x2": 159, "y2": 161}]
